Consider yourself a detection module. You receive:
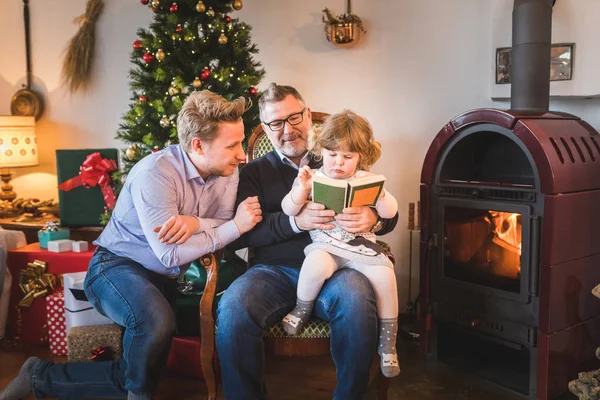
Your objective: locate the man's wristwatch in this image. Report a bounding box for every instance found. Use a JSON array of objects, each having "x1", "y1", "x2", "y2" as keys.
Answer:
[{"x1": 370, "y1": 217, "x2": 383, "y2": 233}]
